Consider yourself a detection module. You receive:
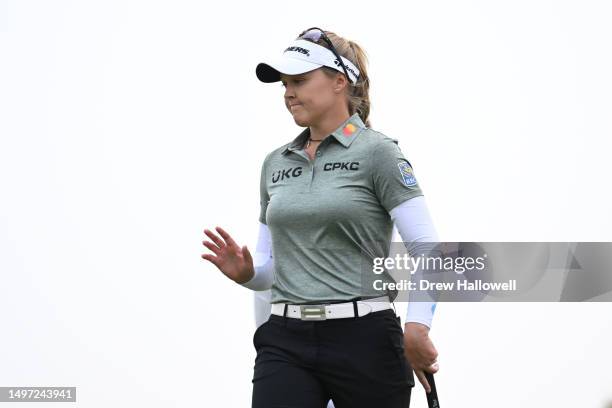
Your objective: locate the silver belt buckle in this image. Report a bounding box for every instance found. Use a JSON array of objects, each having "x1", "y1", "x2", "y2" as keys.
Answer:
[{"x1": 299, "y1": 305, "x2": 327, "y2": 320}]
